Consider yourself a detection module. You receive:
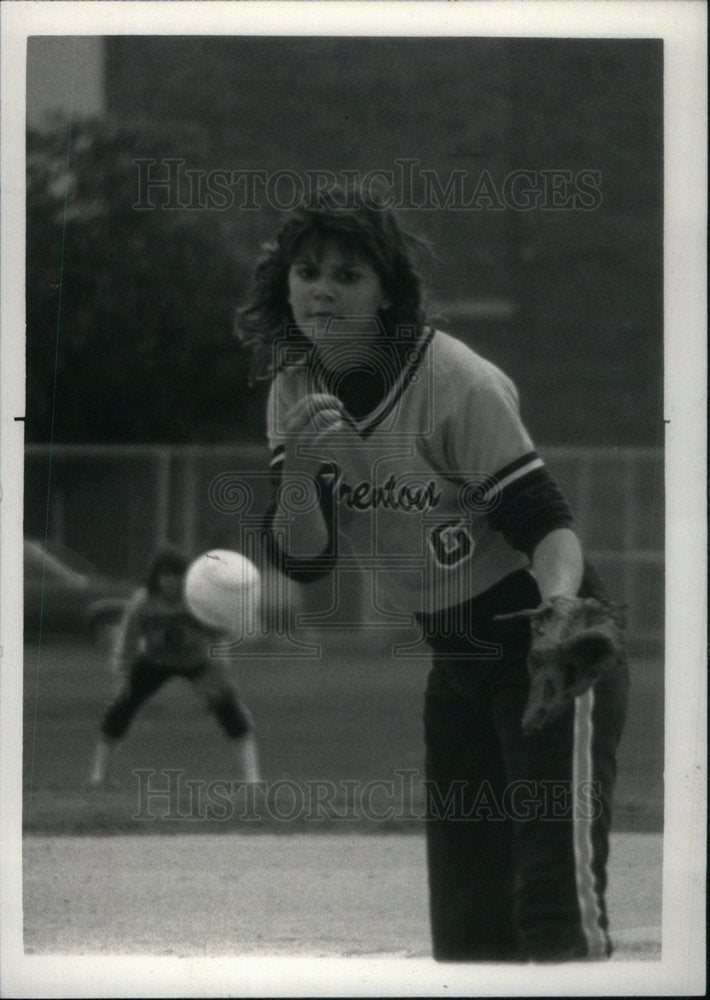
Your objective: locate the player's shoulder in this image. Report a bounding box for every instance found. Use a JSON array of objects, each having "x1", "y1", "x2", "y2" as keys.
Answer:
[
  {"x1": 128, "y1": 586, "x2": 149, "y2": 606},
  {"x1": 122, "y1": 586, "x2": 149, "y2": 620},
  {"x1": 429, "y1": 328, "x2": 518, "y2": 398},
  {"x1": 131, "y1": 587, "x2": 159, "y2": 614}
]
